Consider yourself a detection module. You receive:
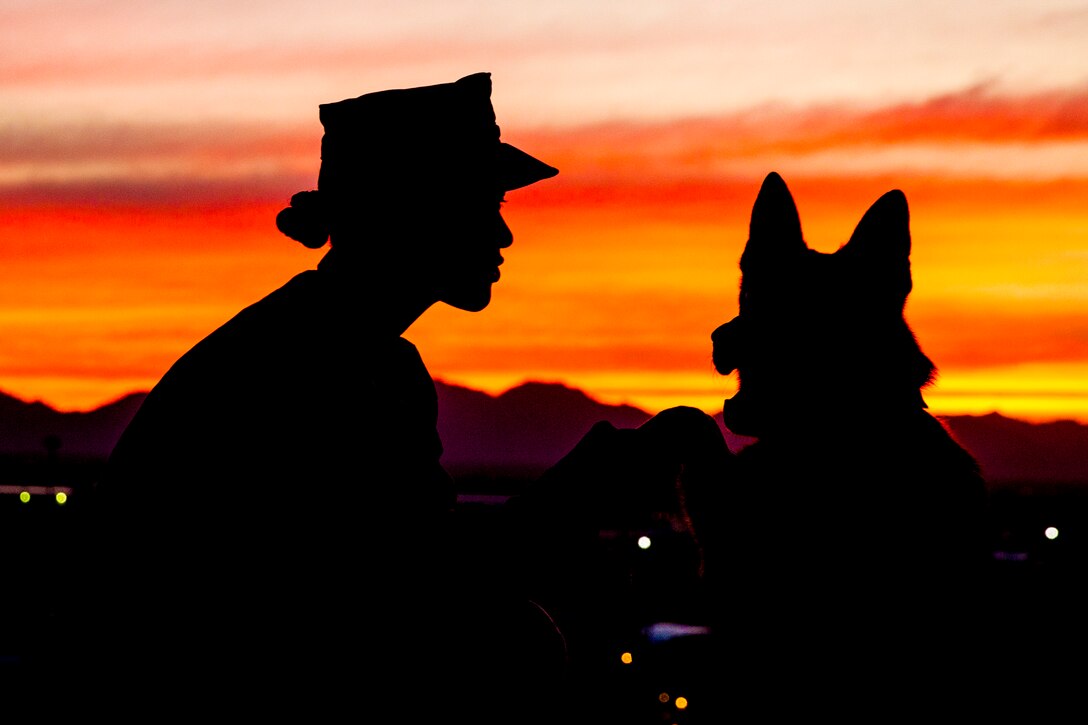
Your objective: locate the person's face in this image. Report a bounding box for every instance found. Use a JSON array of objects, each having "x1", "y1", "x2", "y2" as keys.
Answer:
[{"x1": 432, "y1": 188, "x2": 513, "y2": 312}]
